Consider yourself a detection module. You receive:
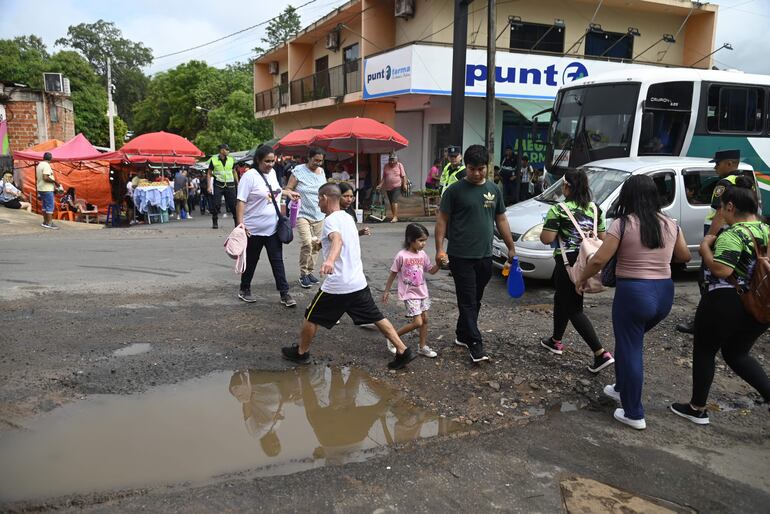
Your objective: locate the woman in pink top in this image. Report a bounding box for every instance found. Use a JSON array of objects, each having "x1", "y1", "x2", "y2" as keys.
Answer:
[
  {"x1": 425, "y1": 159, "x2": 441, "y2": 190},
  {"x1": 577, "y1": 175, "x2": 691, "y2": 430},
  {"x1": 377, "y1": 152, "x2": 406, "y2": 223},
  {"x1": 383, "y1": 223, "x2": 440, "y2": 357}
]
